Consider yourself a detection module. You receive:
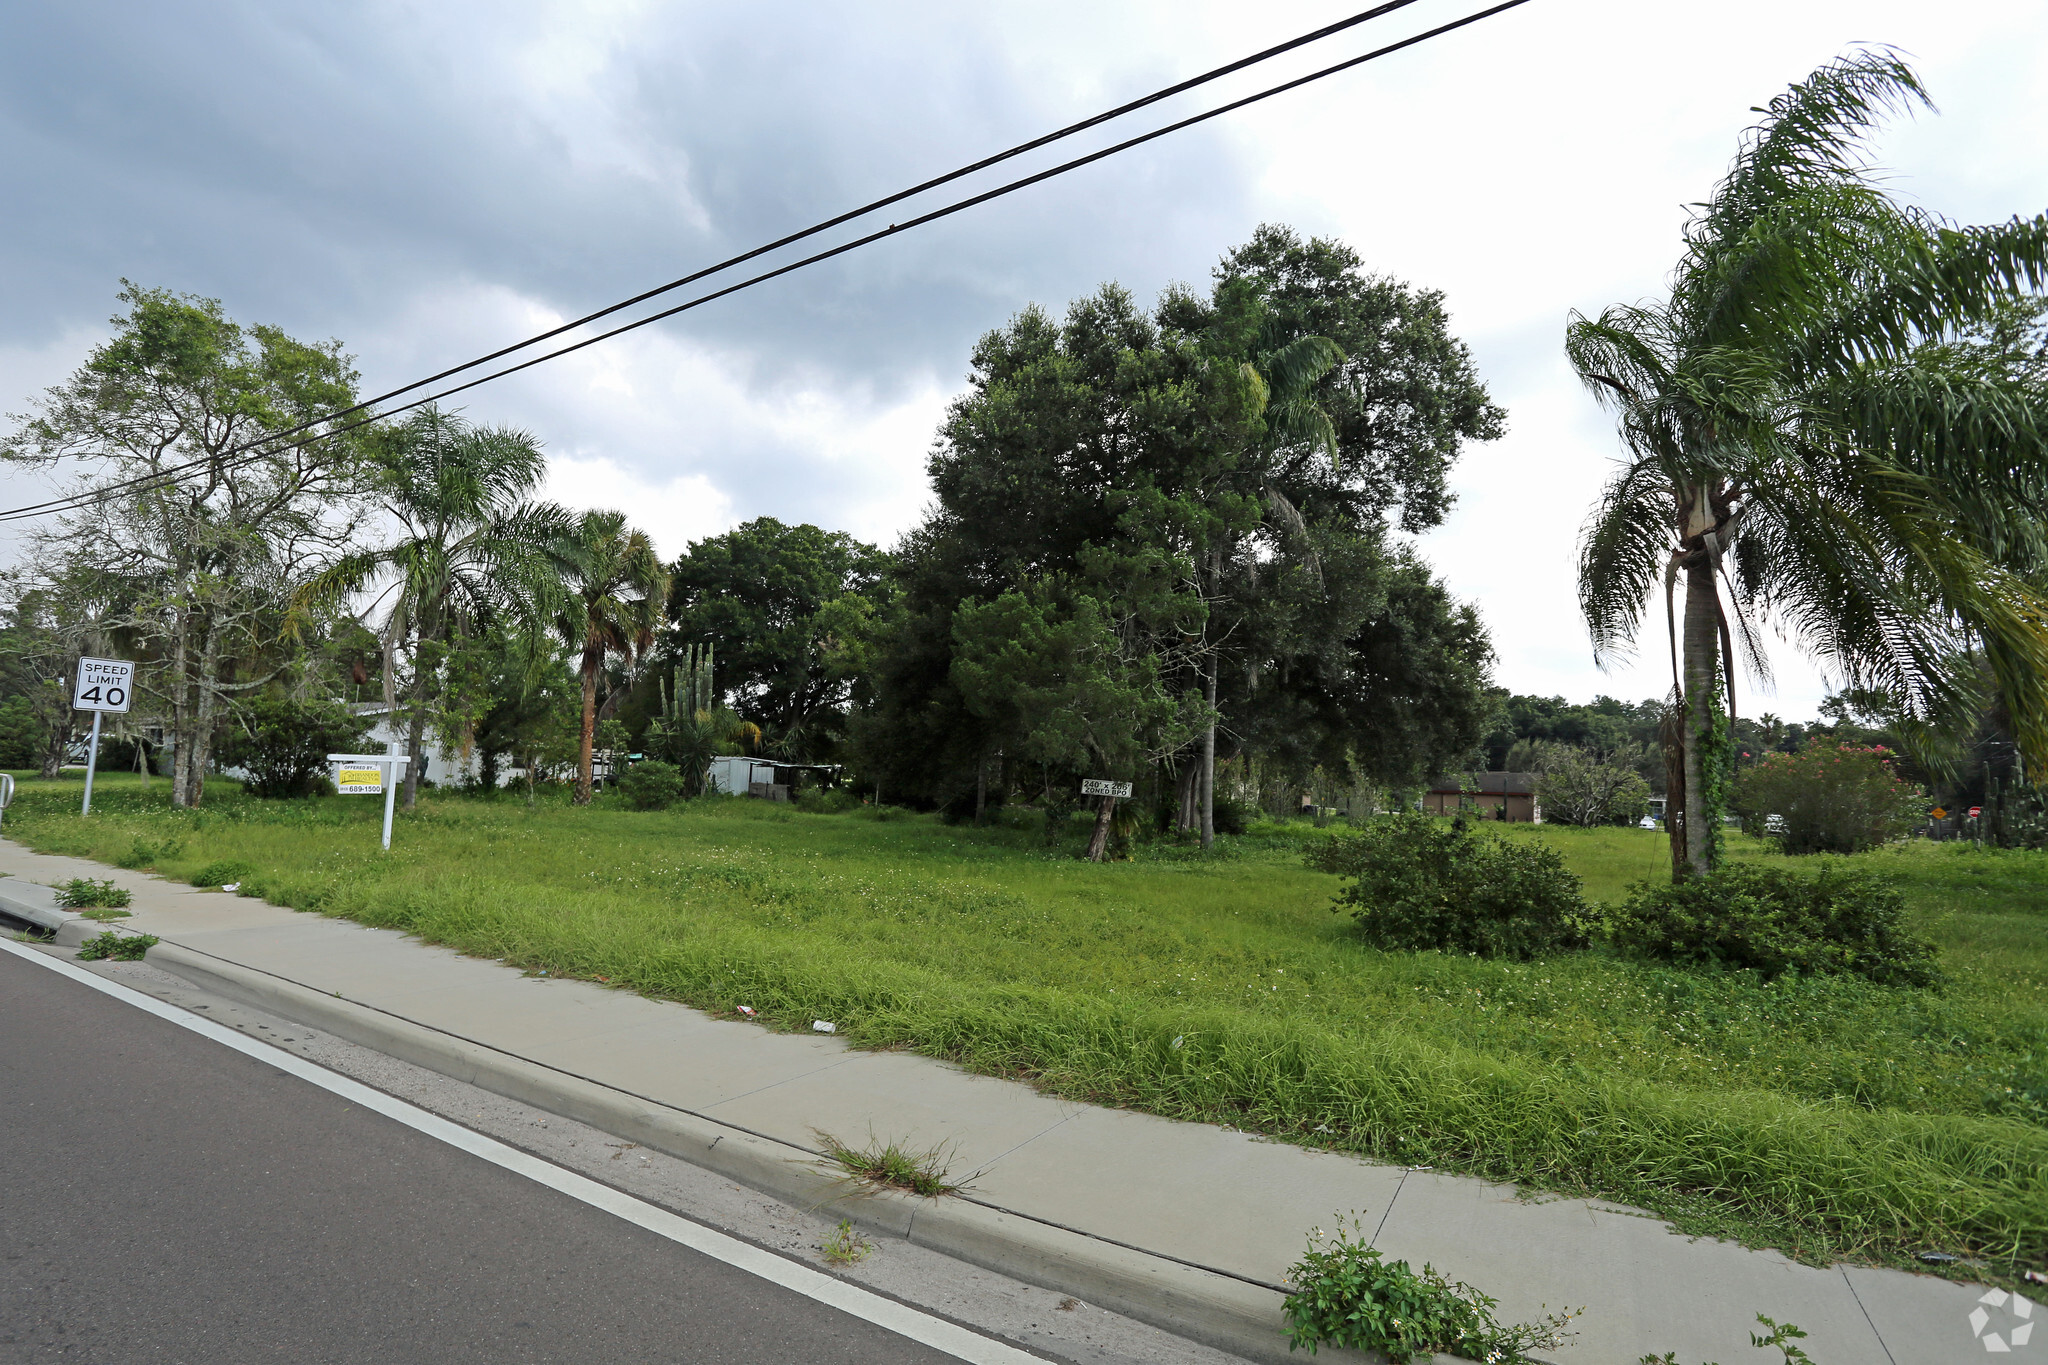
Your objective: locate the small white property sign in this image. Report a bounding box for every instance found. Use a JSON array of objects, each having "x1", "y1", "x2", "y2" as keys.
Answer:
[
  {"x1": 1080, "y1": 779, "x2": 1133, "y2": 799},
  {"x1": 334, "y1": 765, "x2": 386, "y2": 795},
  {"x1": 72, "y1": 657, "x2": 135, "y2": 713}
]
